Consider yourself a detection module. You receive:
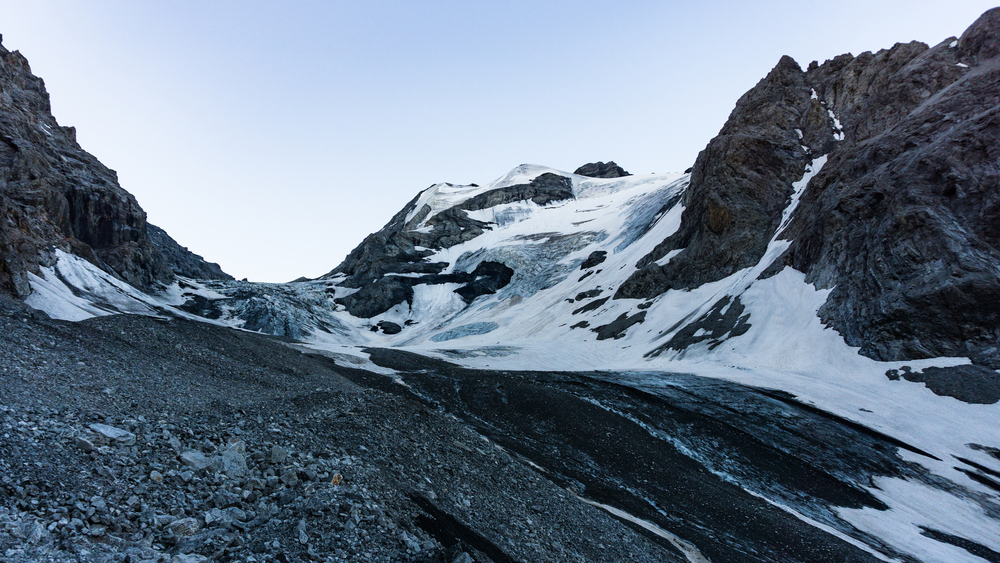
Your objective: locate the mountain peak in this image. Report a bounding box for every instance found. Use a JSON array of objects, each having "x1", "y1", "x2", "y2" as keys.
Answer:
[{"x1": 959, "y1": 6, "x2": 1000, "y2": 62}]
